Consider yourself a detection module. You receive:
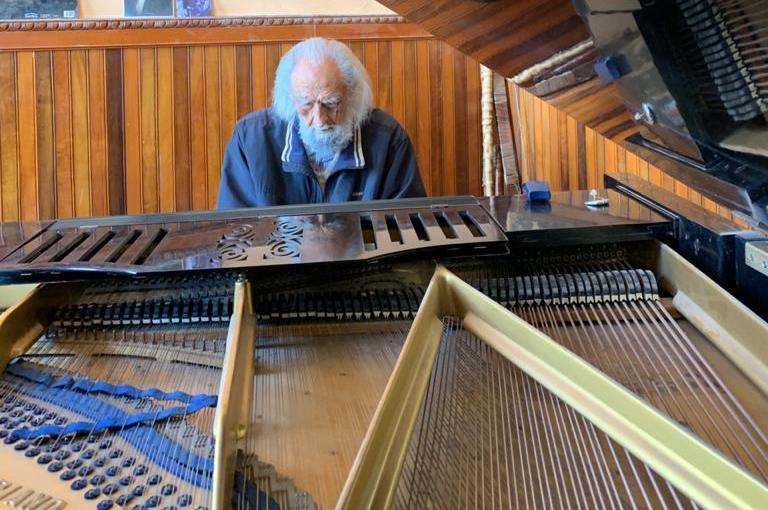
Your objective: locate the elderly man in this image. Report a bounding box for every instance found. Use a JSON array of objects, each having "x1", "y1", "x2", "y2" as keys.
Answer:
[{"x1": 217, "y1": 38, "x2": 425, "y2": 208}]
